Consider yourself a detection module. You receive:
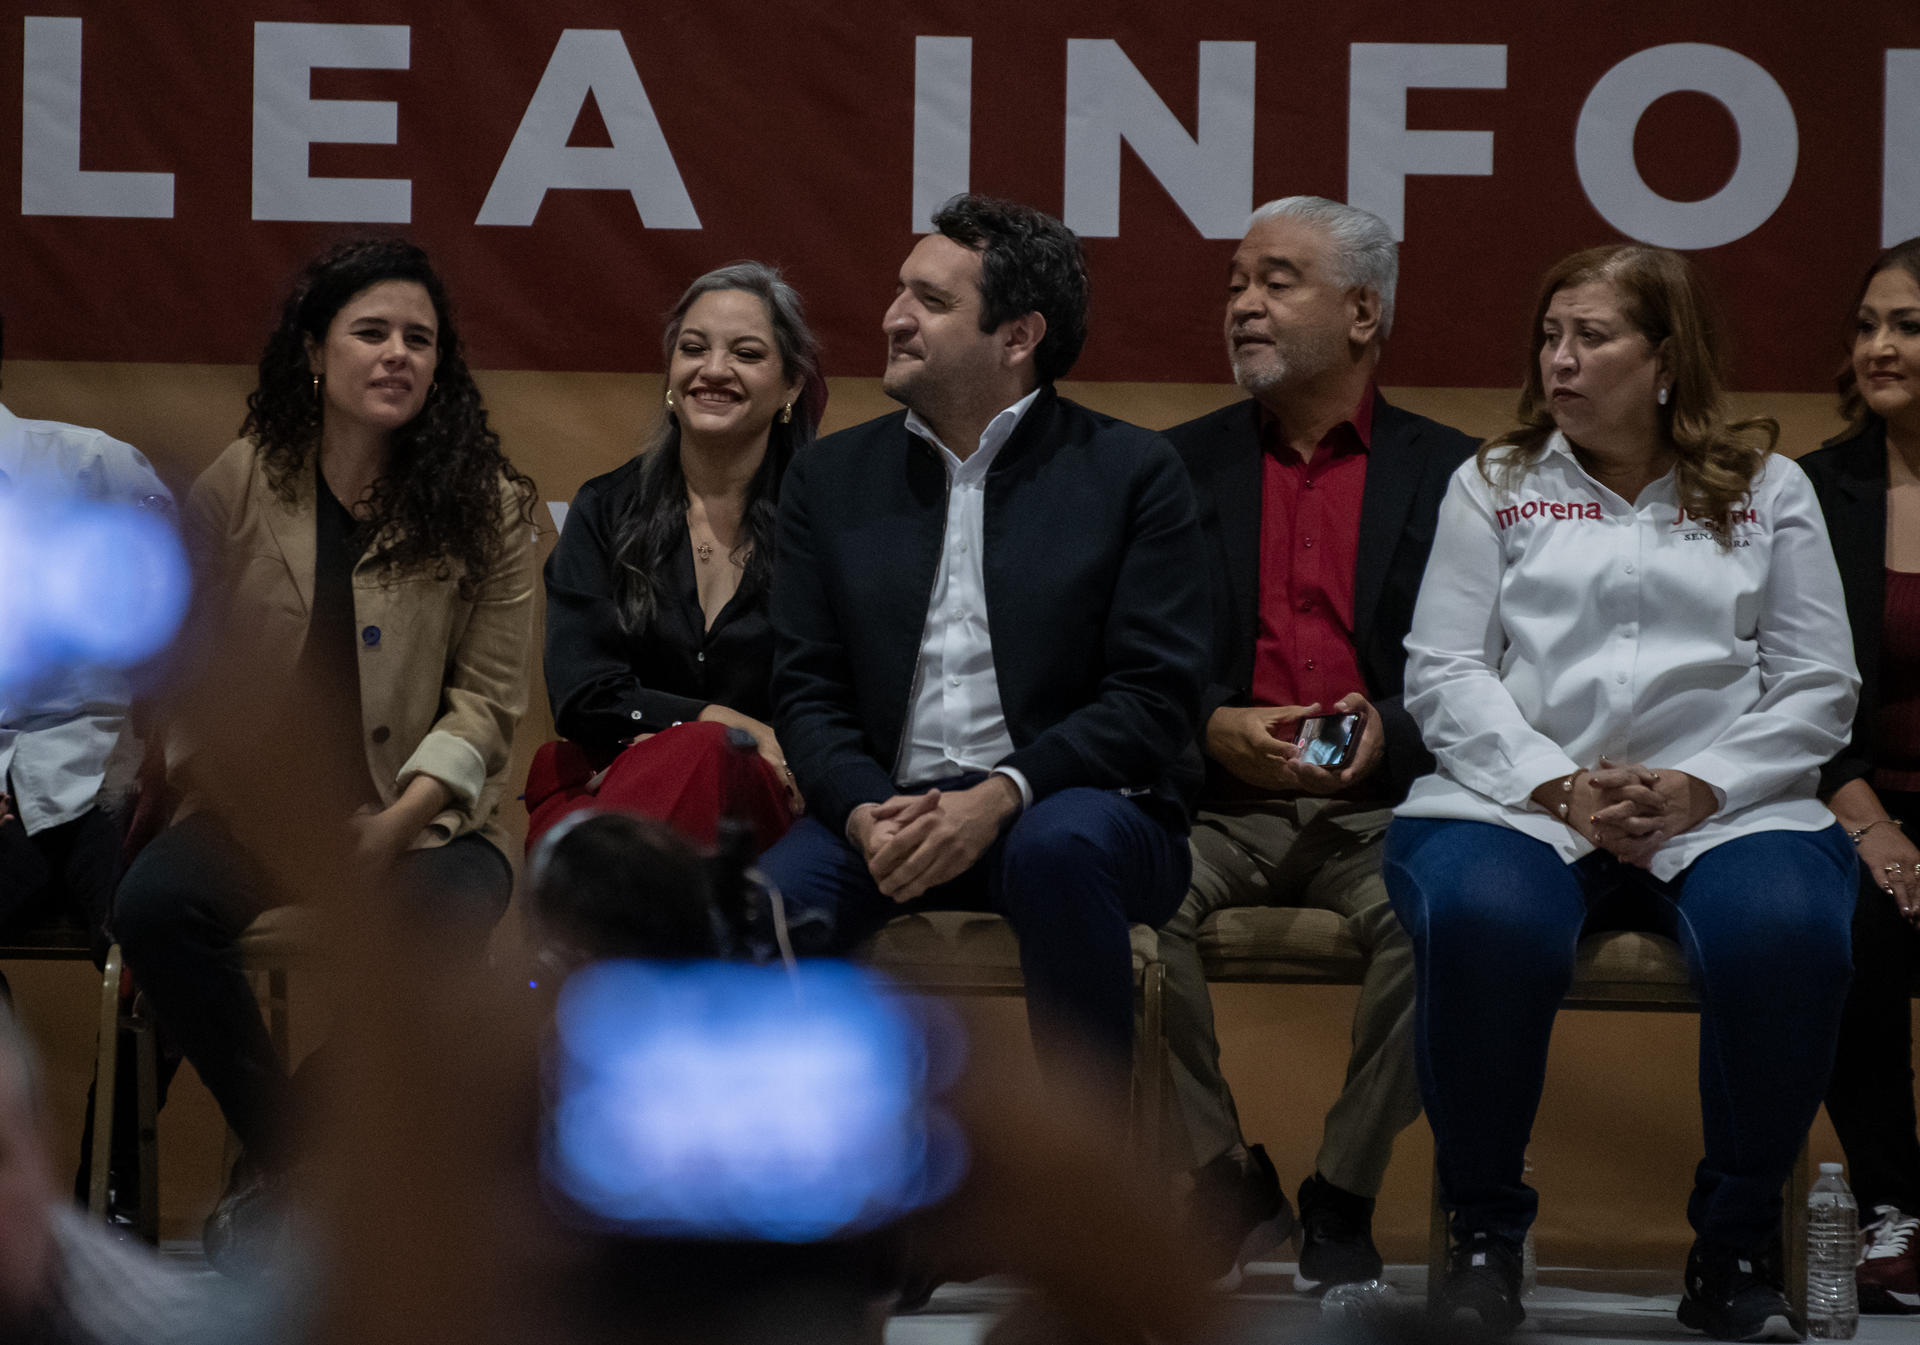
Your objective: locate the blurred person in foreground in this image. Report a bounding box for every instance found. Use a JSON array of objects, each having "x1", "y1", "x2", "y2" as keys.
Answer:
[
  {"x1": 531, "y1": 262, "x2": 825, "y2": 853},
  {"x1": 0, "y1": 309, "x2": 173, "y2": 987},
  {"x1": 1801, "y1": 235, "x2": 1920, "y2": 1314},
  {"x1": 1384, "y1": 244, "x2": 1858, "y2": 1339},
  {"x1": 757, "y1": 194, "x2": 1210, "y2": 1112},
  {"x1": 360, "y1": 808, "x2": 1218, "y2": 1345},
  {"x1": 0, "y1": 1006, "x2": 263, "y2": 1344},
  {"x1": 112, "y1": 236, "x2": 539, "y2": 1269},
  {"x1": 0, "y1": 312, "x2": 177, "y2": 1221},
  {"x1": 1158, "y1": 197, "x2": 1475, "y2": 1291}
]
